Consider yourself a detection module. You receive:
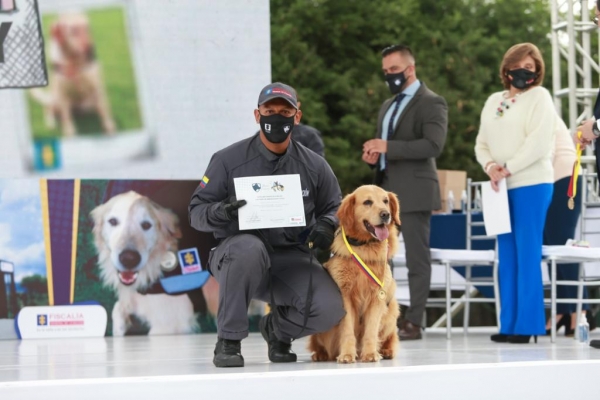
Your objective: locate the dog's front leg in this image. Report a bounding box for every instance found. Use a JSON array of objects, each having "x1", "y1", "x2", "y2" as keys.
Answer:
[
  {"x1": 57, "y1": 96, "x2": 76, "y2": 137},
  {"x1": 359, "y1": 300, "x2": 385, "y2": 362},
  {"x1": 111, "y1": 301, "x2": 128, "y2": 336},
  {"x1": 94, "y1": 77, "x2": 116, "y2": 135},
  {"x1": 337, "y1": 295, "x2": 357, "y2": 364}
]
